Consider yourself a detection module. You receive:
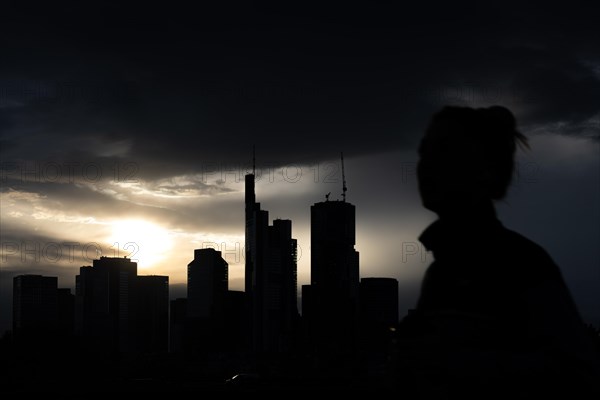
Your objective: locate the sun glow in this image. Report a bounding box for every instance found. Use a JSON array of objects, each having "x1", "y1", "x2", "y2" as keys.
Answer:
[{"x1": 107, "y1": 220, "x2": 173, "y2": 268}]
